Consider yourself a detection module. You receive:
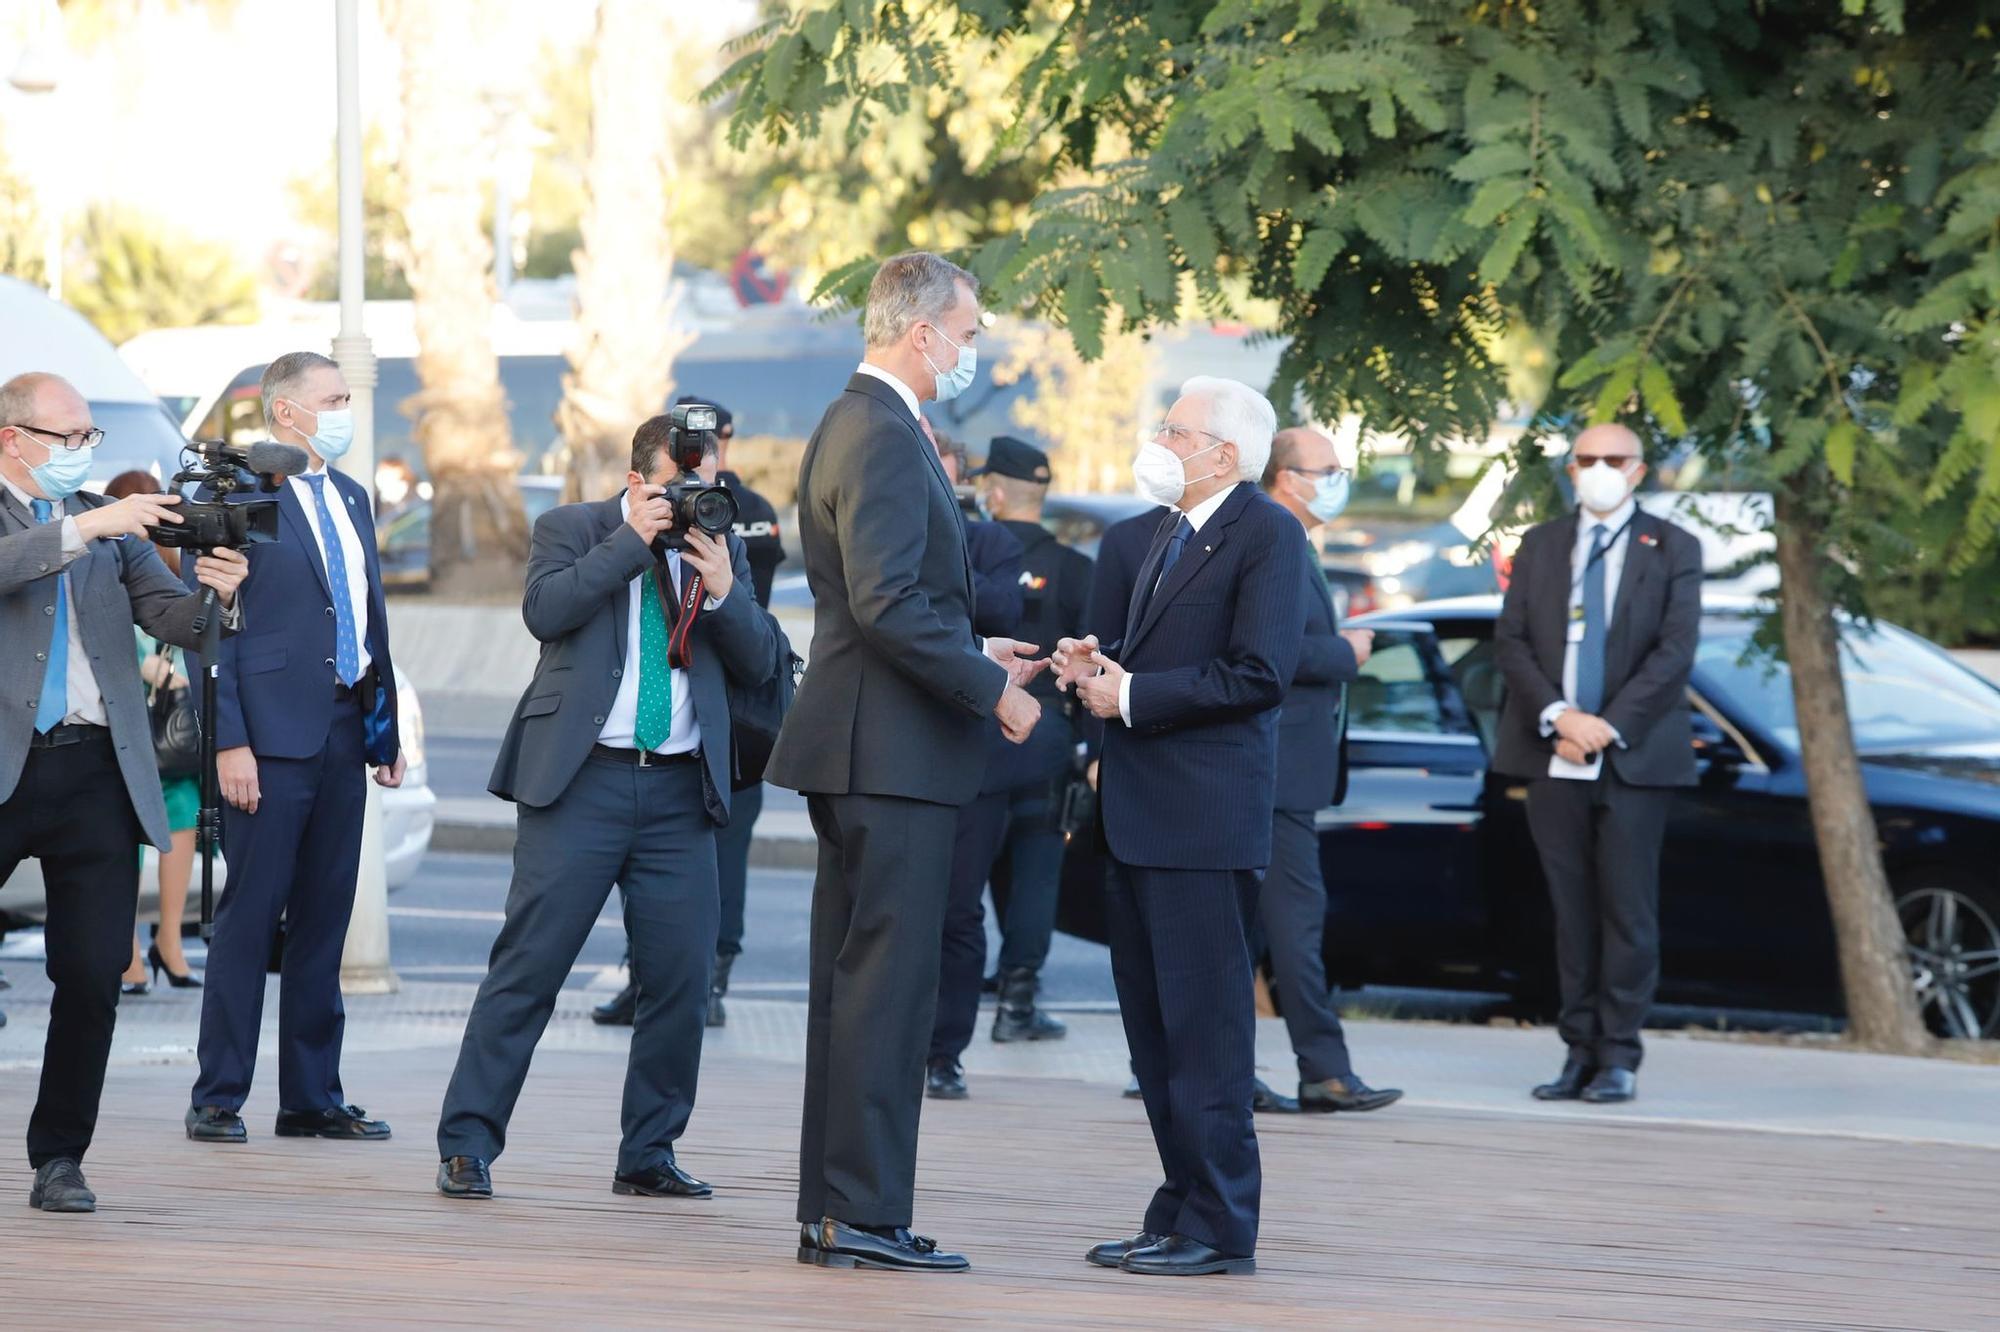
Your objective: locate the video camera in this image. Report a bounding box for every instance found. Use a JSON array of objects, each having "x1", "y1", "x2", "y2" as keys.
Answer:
[
  {"x1": 147, "y1": 440, "x2": 309, "y2": 550},
  {"x1": 652, "y1": 402, "x2": 738, "y2": 553}
]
